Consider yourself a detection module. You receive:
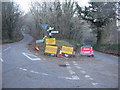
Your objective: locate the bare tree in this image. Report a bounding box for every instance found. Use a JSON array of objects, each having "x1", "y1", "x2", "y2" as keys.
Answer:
[{"x1": 2, "y1": 2, "x2": 22, "y2": 42}]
